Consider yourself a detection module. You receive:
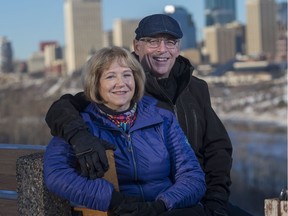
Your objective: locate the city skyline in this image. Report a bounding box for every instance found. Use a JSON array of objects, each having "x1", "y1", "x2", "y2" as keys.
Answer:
[{"x1": 0, "y1": 0, "x2": 285, "y2": 60}]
